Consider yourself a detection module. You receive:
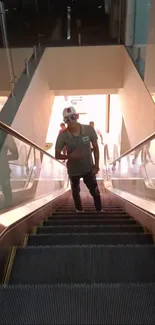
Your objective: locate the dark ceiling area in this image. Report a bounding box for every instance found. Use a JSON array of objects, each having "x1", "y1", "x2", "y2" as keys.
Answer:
[{"x1": 0, "y1": 1, "x2": 120, "y2": 47}]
